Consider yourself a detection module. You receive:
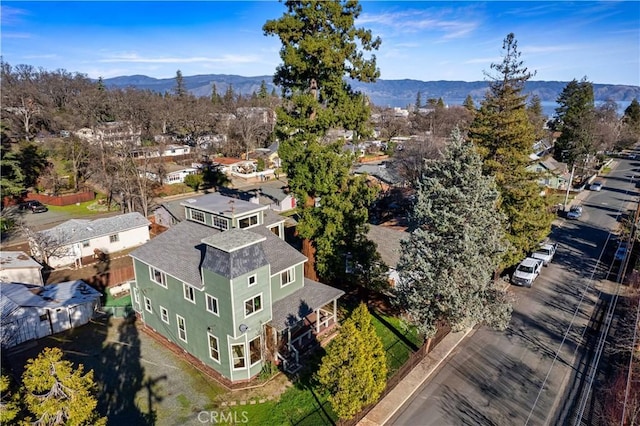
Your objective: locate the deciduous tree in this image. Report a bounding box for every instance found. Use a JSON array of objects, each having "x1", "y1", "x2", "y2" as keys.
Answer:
[
  {"x1": 263, "y1": 0, "x2": 381, "y2": 281},
  {"x1": 468, "y1": 33, "x2": 553, "y2": 267},
  {"x1": 317, "y1": 303, "x2": 387, "y2": 420},
  {"x1": 394, "y1": 129, "x2": 512, "y2": 338},
  {"x1": 0, "y1": 374, "x2": 19, "y2": 424},
  {"x1": 21, "y1": 347, "x2": 106, "y2": 426}
]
